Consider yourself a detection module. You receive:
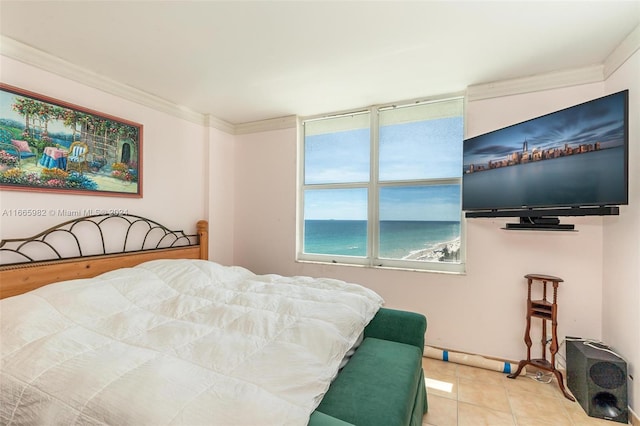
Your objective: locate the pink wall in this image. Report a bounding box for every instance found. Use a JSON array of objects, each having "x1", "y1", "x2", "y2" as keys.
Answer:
[
  {"x1": 233, "y1": 83, "x2": 614, "y2": 365},
  {"x1": 603, "y1": 49, "x2": 639, "y2": 414},
  {"x1": 0, "y1": 56, "x2": 208, "y2": 237},
  {"x1": 234, "y1": 128, "x2": 298, "y2": 270},
  {"x1": 208, "y1": 125, "x2": 236, "y2": 265}
]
